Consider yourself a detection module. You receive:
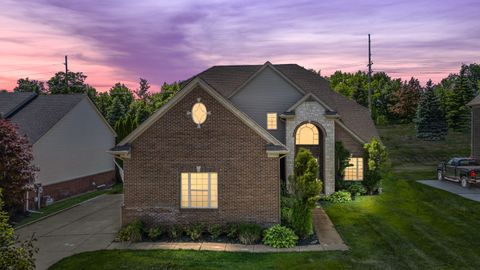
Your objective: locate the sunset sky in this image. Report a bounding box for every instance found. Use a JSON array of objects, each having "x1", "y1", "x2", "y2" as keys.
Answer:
[{"x1": 1, "y1": 0, "x2": 479, "y2": 92}]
